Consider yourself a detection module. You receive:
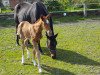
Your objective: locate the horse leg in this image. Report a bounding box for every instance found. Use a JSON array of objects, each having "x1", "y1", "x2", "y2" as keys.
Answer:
[
  {"x1": 38, "y1": 41, "x2": 43, "y2": 54},
  {"x1": 26, "y1": 47, "x2": 30, "y2": 59},
  {"x1": 16, "y1": 35, "x2": 20, "y2": 46},
  {"x1": 16, "y1": 24, "x2": 20, "y2": 46},
  {"x1": 21, "y1": 40, "x2": 25, "y2": 64},
  {"x1": 36, "y1": 48, "x2": 42, "y2": 73},
  {"x1": 32, "y1": 49, "x2": 37, "y2": 66},
  {"x1": 24, "y1": 38, "x2": 30, "y2": 59},
  {"x1": 32, "y1": 40, "x2": 42, "y2": 73}
]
